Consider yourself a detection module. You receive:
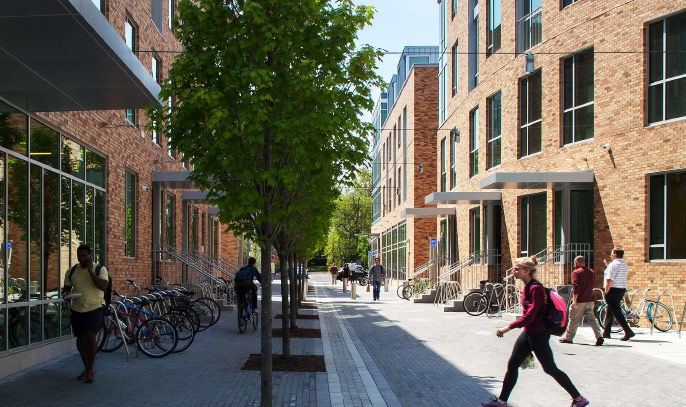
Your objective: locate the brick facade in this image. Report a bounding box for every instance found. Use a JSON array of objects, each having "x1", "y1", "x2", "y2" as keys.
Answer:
[{"x1": 436, "y1": 0, "x2": 686, "y2": 310}]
